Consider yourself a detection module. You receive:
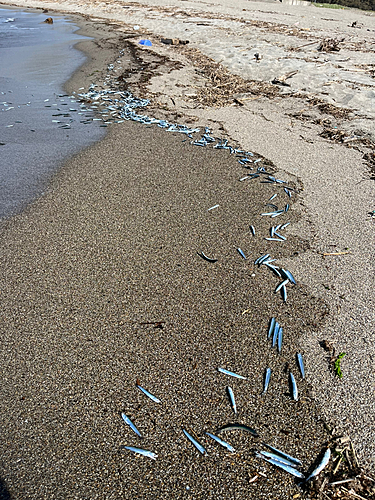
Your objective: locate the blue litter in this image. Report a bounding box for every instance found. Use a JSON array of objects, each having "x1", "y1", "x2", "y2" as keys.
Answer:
[{"x1": 139, "y1": 39, "x2": 152, "y2": 46}]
